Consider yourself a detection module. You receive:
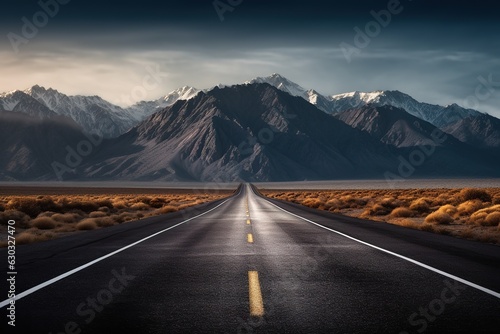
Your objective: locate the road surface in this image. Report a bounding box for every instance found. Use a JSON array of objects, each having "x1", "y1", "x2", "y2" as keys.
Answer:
[{"x1": 1, "y1": 184, "x2": 499, "y2": 333}]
